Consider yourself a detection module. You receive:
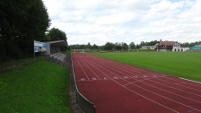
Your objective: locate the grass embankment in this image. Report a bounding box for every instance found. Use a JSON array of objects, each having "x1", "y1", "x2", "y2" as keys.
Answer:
[
  {"x1": 0, "y1": 58, "x2": 35, "y2": 71},
  {"x1": 0, "y1": 59, "x2": 72, "y2": 113},
  {"x1": 92, "y1": 52, "x2": 201, "y2": 82}
]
